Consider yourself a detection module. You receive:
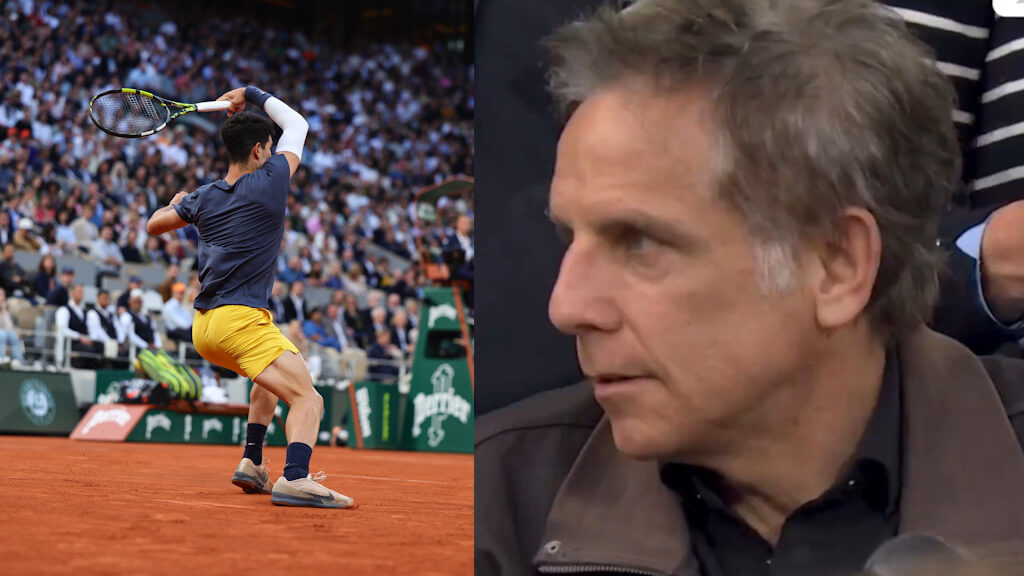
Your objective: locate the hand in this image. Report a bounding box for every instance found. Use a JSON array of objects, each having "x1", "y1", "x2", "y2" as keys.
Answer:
[
  {"x1": 80, "y1": 337, "x2": 92, "y2": 346},
  {"x1": 980, "y1": 199, "x2": 1024, "y2": 323},
  {"x1": 170, "y1": 190, "x2": 188, "y2": 206},
  {"x1": 216, "y1": 87, "x2": 247, "y2": 116}
]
